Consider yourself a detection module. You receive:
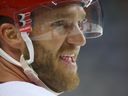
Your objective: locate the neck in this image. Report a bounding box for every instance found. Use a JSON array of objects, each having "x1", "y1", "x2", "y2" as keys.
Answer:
[
  {"x1": 0, "y1": 57, "x2": 32, "y2": 83},
  {"x1": 1, "y1": 45, "x2": 21, "y2": 61}
]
